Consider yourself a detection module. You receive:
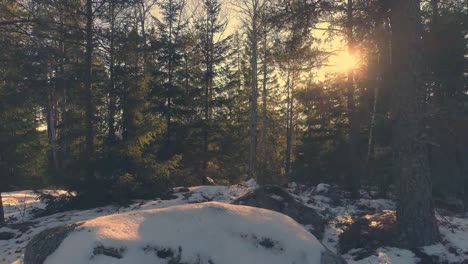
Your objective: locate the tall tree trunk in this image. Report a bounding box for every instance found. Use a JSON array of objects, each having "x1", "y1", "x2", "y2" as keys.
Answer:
[
  {"x1": 249, "y1": 4, "x2": 259, "y2": 182},
  {"x1": 203, "y1": 13, "x2": 213, "y2": 173},
  {"x1": 285, "y1": 69, "x2": 292, "y2": 177},
  {"x1": 167, "y1": 59, "x2": 173, "y2": 155},
  {"x1": 366, "y1": 70, "x2": 379, "y2": 171},
  {"x1": 203, "y1": 53, "x2": 210, "y2": 172},
  {"x1": 166, "y1": 8, "x2": 174, "y2": 157},
  {"x1": 431, "y1": 0, "x2": 439, "y2": 31},
  {"x1": 390, "y1": 0, "x2": 440, "y2": 247},
  {"x1": 260, "y1": 31, "x2": 268, "y2": 181},
  {"x1": 0, "y1": 192, "x2": 4, "y2": 226},
  {"x1": 84, "y1": 0, "x2": 94, "y2": 159},
  {"x1": 139, "y1": 0, "x2": 148, "y2": 72},
  {"x1": 346, "y1": 0, "x2": 360, "y2": 195},
  {"x1": 107, "y1": 2, "x2": 116, "y2": 144},
  {"x1": 366, "y1": 3, "x2": 386, "y2": 177},
  {"x1": 46, "y1": 85, "x2": 60, "y2": 180}
]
